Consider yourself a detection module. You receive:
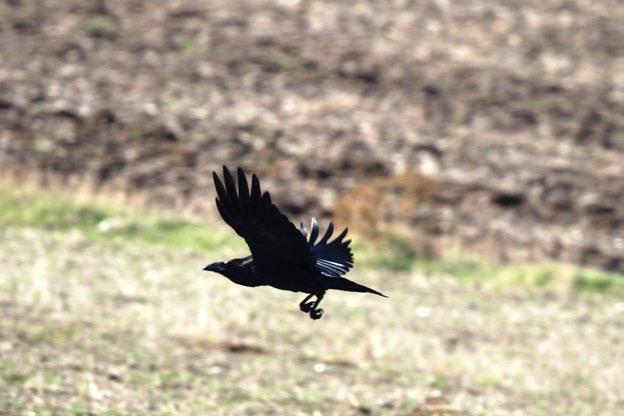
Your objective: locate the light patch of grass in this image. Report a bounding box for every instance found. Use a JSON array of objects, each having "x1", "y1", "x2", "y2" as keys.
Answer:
[
  {"x1": 270, "y1": 51, "x2": 301, "y2": 71},
  {"x1": 0, "y1": 188, "x2": 245, "y2": 255},
  {"x1": 16, "y1": 323, "x2": 78, "y2": 346},
  {"x1": 0, "y1": 191, "x2": 112, "y2": 229}
]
